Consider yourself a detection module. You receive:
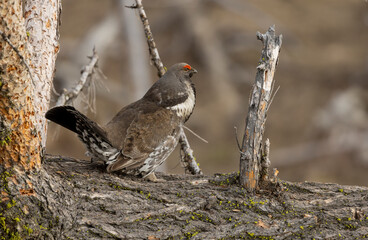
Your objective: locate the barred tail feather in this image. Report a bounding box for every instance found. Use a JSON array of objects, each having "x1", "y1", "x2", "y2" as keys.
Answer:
[
  {"x1": 45, "y1": 106, "x2": 80, "y2": 133},
  {"x1": 46, "y1": 106, "x2": 120, "y2": 163}
]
